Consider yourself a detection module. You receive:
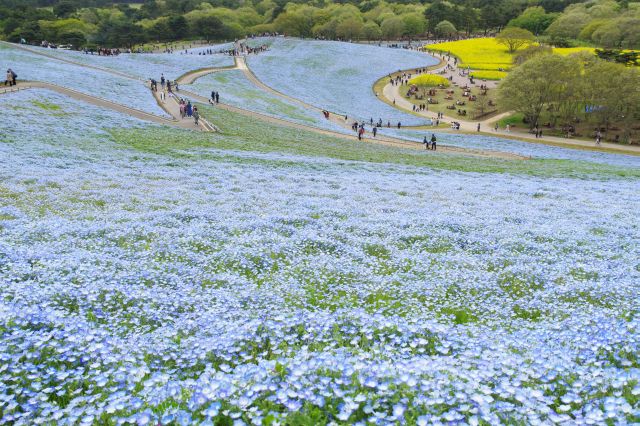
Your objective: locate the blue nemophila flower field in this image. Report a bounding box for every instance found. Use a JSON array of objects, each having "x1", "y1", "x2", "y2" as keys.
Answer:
[
  {"x1": 26, "y1": 44, "x2": 235, "y2": 81},
  {"x1": 1, "y1": 88, "x2": 639, "y2": 425},
  {"x1": 247, "y1": 38, "x2": 438, "y2": 125},
  {"x1": 190, "y1": 70, "x2": 352, "y2": 135},
  {"x1": 0, "y1": 44, "x2": 168, "y2": 117}
]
